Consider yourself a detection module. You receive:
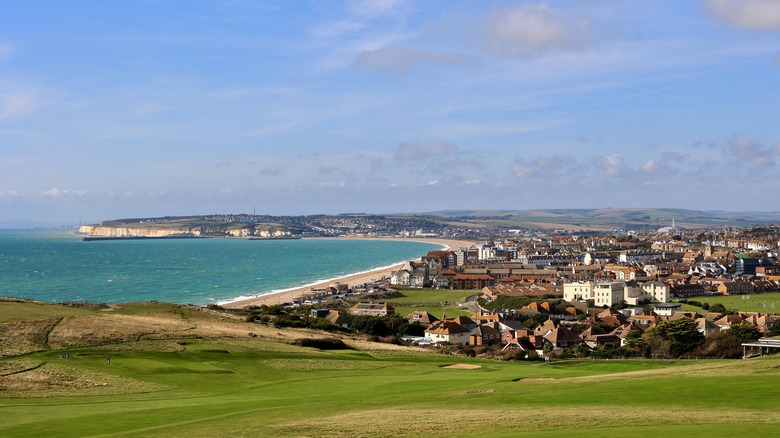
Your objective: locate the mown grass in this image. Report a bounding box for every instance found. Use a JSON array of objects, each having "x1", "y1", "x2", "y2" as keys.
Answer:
[
  {"x1": 676, "y1": 292, "x2": 780, "y2": 314},
  {"x1": 386, "y1": 289, "x2": 476, "y2": 304},
  {"x1": 386, "y1": 289, "x2": 476, "y2": 319},
  {"x1": 3, "y1": 301, "x2": 780, "y2": 436}
]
